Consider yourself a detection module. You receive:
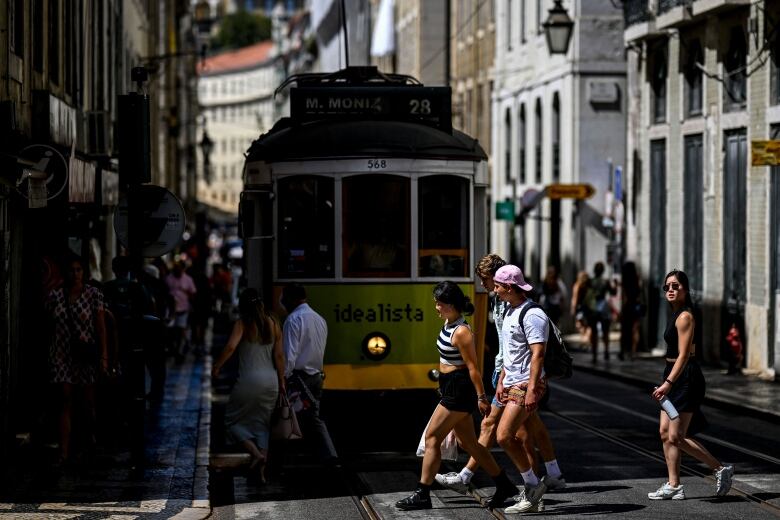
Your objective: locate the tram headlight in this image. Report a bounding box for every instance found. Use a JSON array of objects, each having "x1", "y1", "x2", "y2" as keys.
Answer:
[{"x1": 362, "y1": 332, "x2": 391, "y2": 361}]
